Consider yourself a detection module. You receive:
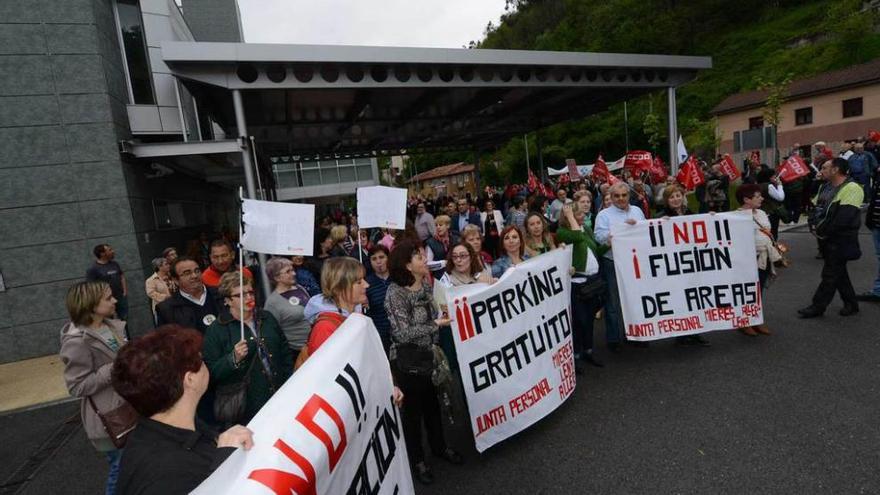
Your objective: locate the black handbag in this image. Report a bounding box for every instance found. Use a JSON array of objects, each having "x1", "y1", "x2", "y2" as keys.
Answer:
[
  {"x1": 214, "y1": 355, "x2": 256, "y2": 424},
  {"x1": 394, "y1": 344, "x2": 436, "y2": 376},
  {"x1": 575, "y1": 274, "x2": 606, "y2": 305}
]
